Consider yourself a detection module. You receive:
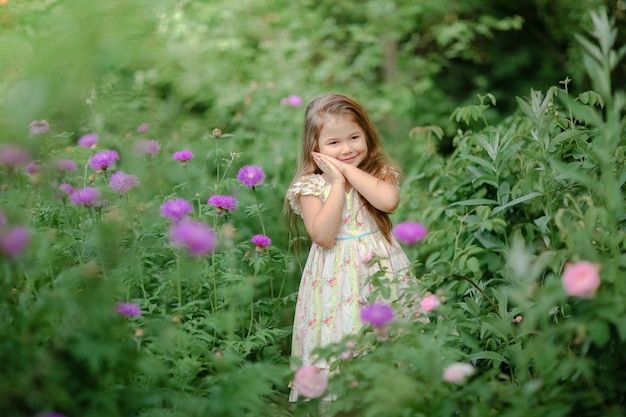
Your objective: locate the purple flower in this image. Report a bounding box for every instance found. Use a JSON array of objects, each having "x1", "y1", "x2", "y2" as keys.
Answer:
[
  {"x1": 70, "y1": 187, "x2": 101, "y2": 206},
  {"x1": 116, "y1": 302, "x2": 141, "y2": 317},
  {"x1": 208, "y1": 195, "x2": 237, "y2": 212},
  {"x1": 53, "y1": 159, "x2": 78, "y2": 172},
  {"x1": 59, "y1": 183, "x2": 75, "y2": 195},
  {"x1": 237, "y1": 165, "x2": 265, "y2": 188},
  {"x1": 29, "y1": 120, "x2": 50, "y2": 135},
  {"x1": 169, "y1": 219, "x2": 217, "y2": 257},
  {"x1": 281, "y1": 95, "x2": 303, "y2": 107},
  {"x1": 0, "y1": 226, "x2": 30, "y2": 259},
  {"x1": 172, "y1": 150, "x2": 194, "y2": 163},
  {"x1": 136, "y1": 123, "x2": 149, "y2": 133},
  {"x1": 251, "y1": 234, "x2": 271, "y2": 247},
  {"x1": 133, "y1": 139, "x2": 161, "y2": 156},
  {"x1": 360, "y1": 303, "x2": 394, "y2": 327},
  {"x1": 160, "y1": 198, "x2": 193, "y2": 222},
  {"x1": 0, "y1": 144, "x2": 31, "y2": 167},
  {"x1": 26, "y1": 161, "x2": 40, "y2": 174},
  {"x1": 78, "y1": 133, "x2": 99, "y2": 147},
  {"x1": 89, "y1": 150, "x2": 119, "y2": 171},
  {"x1": 392, "y1": 221, "x2": 428, "y2": 245},
  {"x1": 109, "y1": 171, "x2": 139, "y2": 195}
]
